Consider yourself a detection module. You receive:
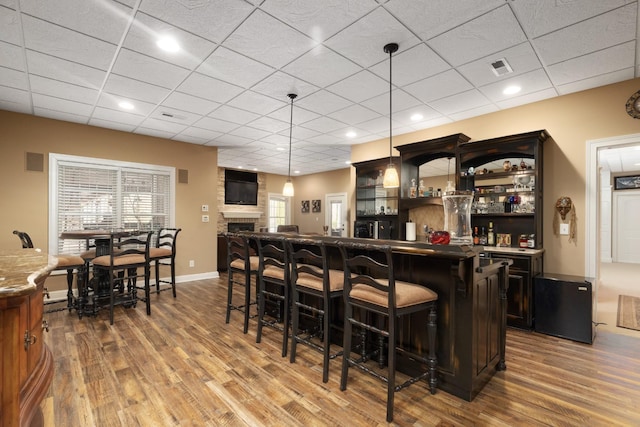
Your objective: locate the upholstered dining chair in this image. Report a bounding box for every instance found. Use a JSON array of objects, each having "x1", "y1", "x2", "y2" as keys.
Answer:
[
  {"x1": 13, "y1": 230, "x2": 85, "y2": 313},
  {"x1": 149, "y1": 228, "x2": 182, "y2": 297},
  {"x1": 337, "y1": 241, "x2": 438, "y2": 422},
  {"x1": 276, "y1": 224, "x2": 299, "y2": 233},
  {"x1": 91, "y1": 230, "x2": 153, "y2": 325}
]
